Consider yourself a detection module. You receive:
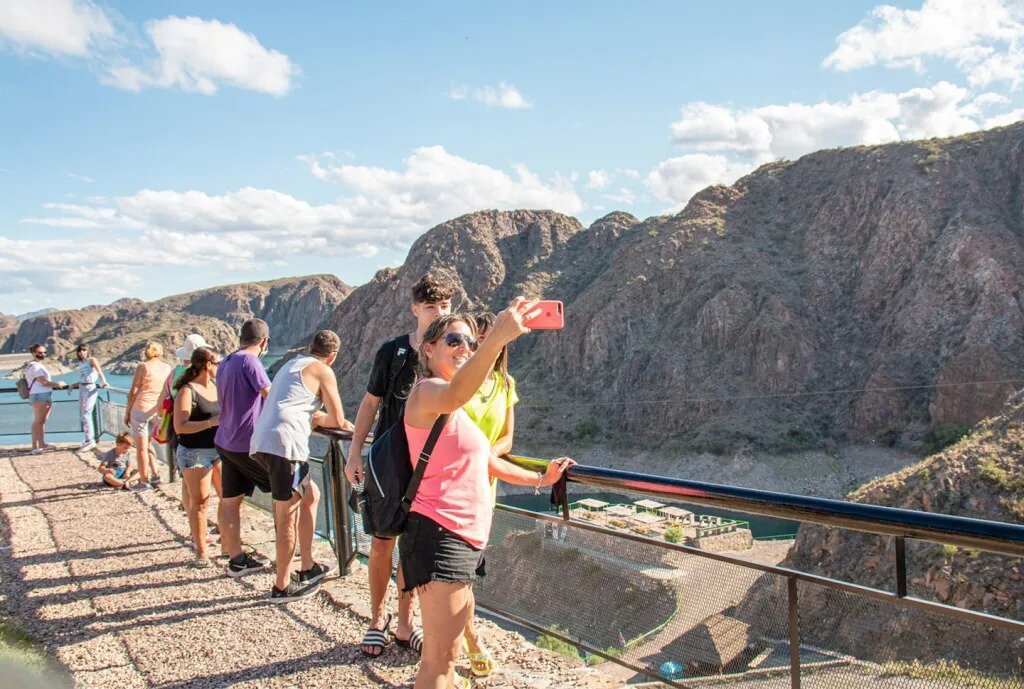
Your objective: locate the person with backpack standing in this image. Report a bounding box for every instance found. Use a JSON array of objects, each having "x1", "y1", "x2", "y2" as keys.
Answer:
[
  {"x1": 344, "y1": 273, "x2": 453, "y2": 656},
  {"x1": 25, "y1": 343, "x2": 68, "y2": 455},
  {"x1": 73, "y1": 344, "x2": 108, "y2": 452}
]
